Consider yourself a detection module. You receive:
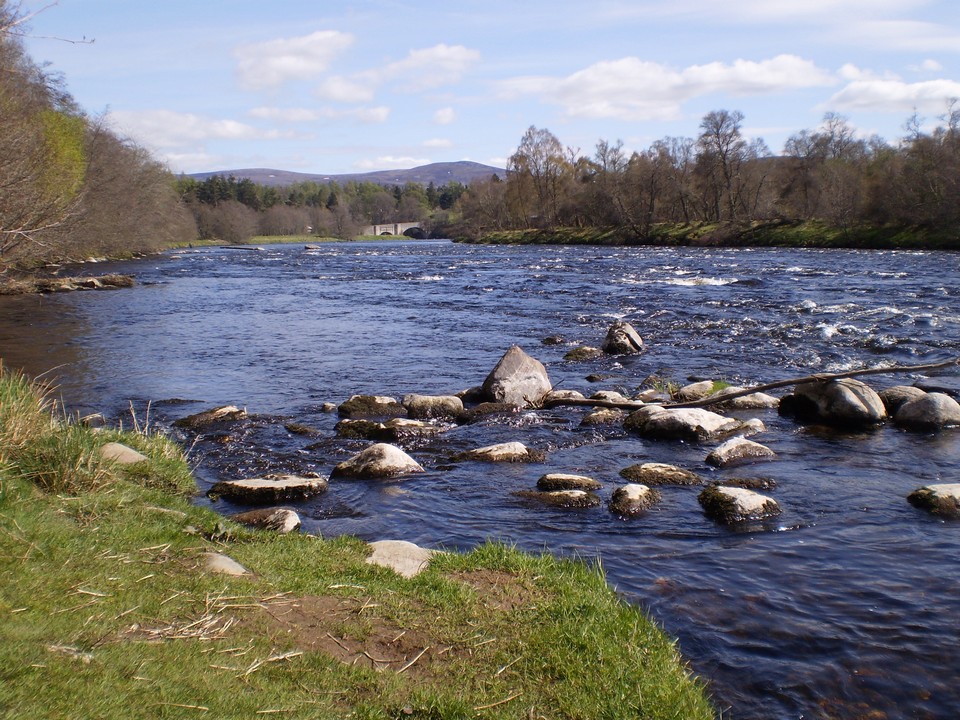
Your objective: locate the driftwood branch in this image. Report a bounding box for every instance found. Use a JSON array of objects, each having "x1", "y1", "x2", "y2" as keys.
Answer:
[{"x1": 541, "y1": 357, "x2": 960, "y2": 412}]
